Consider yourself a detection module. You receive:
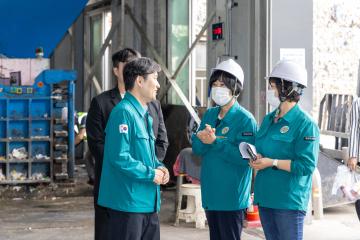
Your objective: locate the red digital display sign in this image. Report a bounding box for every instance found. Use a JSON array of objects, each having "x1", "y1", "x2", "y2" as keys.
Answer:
[
  {"x1": 213, "y1": 27, "x2": 222, "y2": 35},
  {"x1": 212, "y1": 22, "x2": 223, "y2": 40}
]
